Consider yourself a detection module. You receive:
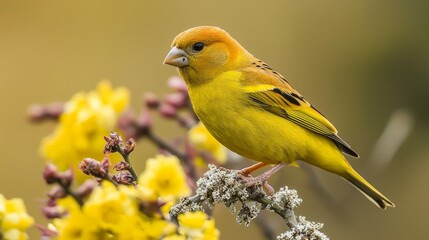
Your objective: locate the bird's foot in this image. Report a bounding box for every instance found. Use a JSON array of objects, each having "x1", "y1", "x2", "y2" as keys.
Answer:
[
  {"x1": 239, "y1": 173, "x2": 275, "y2": 195},
  {"x1": 238, "y1": 162, "x2": 286, "y2": 195}
]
